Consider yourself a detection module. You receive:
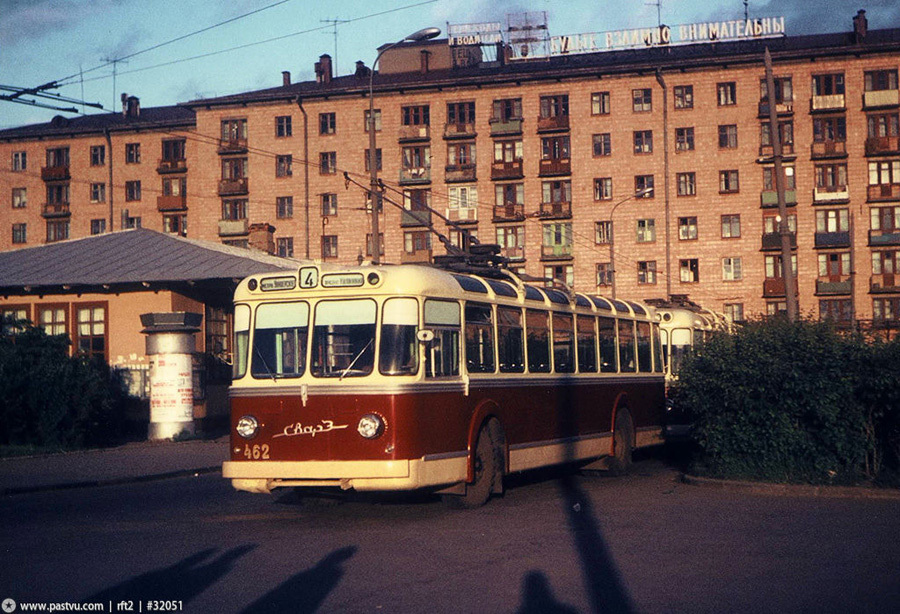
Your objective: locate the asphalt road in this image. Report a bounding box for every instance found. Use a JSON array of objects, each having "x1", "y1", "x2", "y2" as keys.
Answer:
[{"x1": 1, "y1": 452, "x2": 898, "y2": 614}]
